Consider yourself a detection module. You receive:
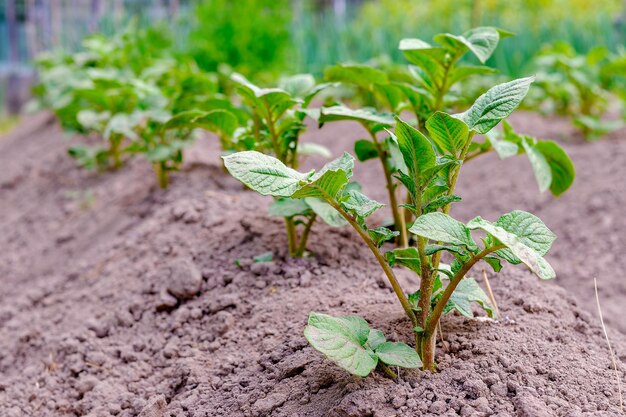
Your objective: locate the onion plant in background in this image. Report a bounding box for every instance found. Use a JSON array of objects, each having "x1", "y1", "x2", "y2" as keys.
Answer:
[{"x1": 223, "y1": 75, "x2": 573, "y2": 374}]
